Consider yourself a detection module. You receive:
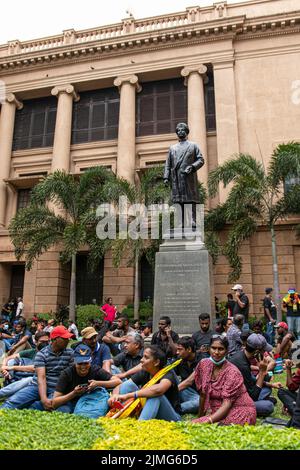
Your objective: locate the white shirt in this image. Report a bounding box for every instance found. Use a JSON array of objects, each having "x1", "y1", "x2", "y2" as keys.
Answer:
[
  {"x1": 16, "y1": 301, "x2": 24, "y2": 317},
  {"x1": 68, "y1": 323, "x2": 79, "y2": 339}
]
